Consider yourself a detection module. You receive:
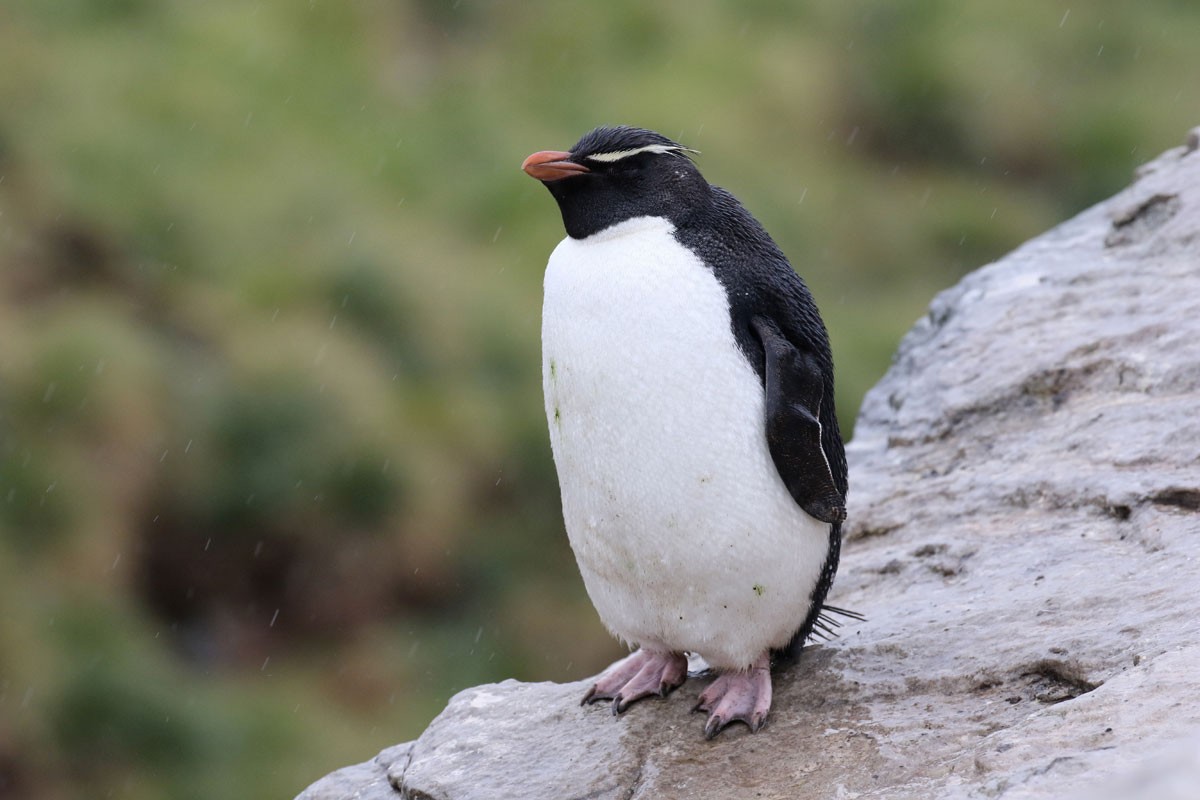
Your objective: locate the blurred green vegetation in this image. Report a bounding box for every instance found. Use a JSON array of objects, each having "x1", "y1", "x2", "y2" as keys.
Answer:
[{"x1": 0, "y1": 1, "x2": 1197, "y2": 796}]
